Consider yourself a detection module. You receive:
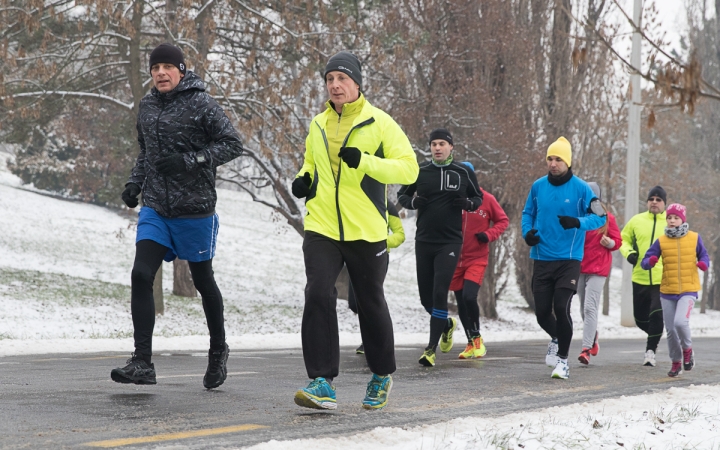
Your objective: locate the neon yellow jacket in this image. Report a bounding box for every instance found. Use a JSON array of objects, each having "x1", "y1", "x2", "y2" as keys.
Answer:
[
  {"x1": 387, "y1": 203, "x2": 405, "y2": 250},
  {"x1": 297, "y1": 97, "x2": 419, "y2": 242},
  {"x1": 620, "y1": 210, "x2": 666, "y2": 285}
]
